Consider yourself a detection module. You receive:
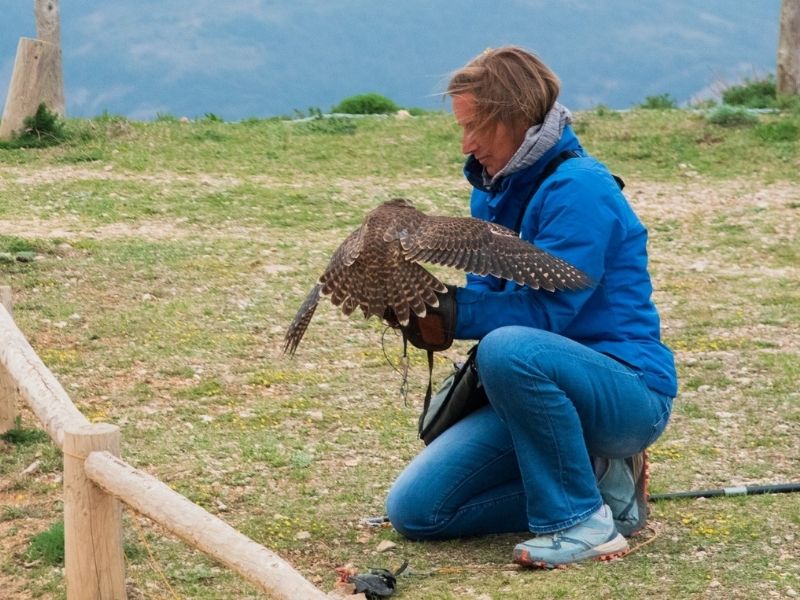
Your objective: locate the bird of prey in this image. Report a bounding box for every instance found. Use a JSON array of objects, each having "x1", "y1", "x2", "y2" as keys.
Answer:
[{"x1": 283, "y1": 198, "x2": 591, "y2": 355}]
